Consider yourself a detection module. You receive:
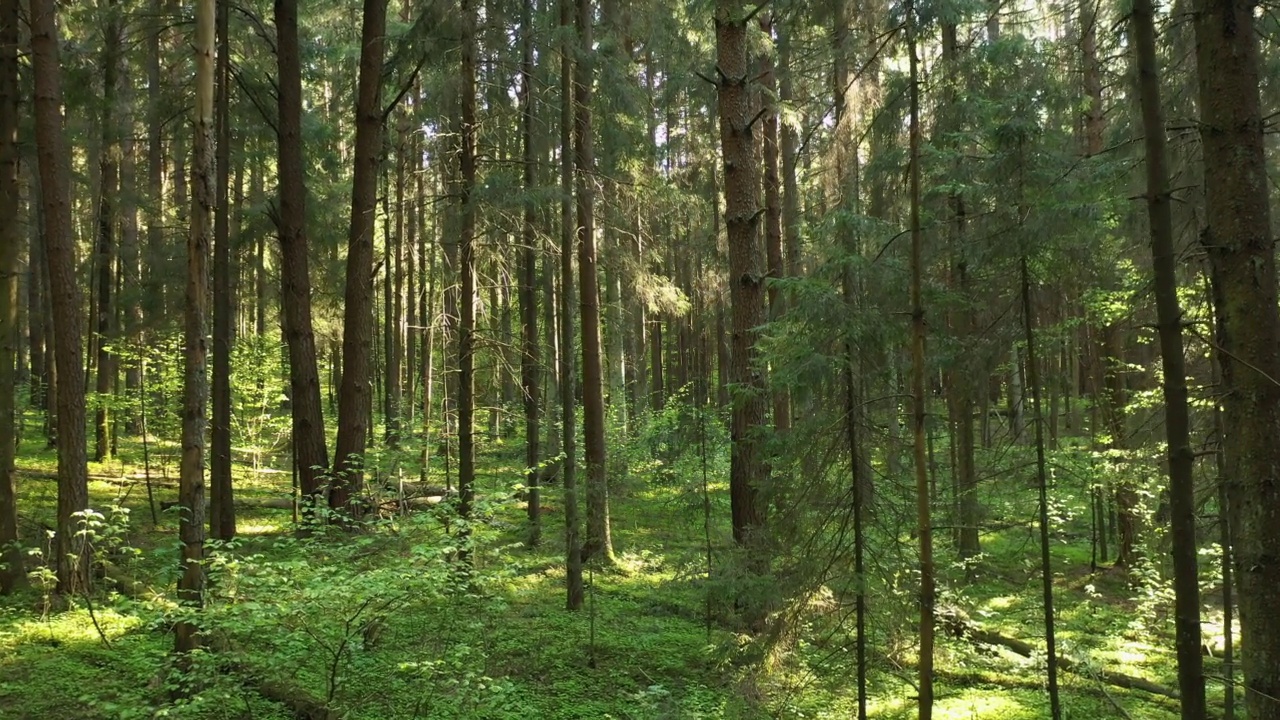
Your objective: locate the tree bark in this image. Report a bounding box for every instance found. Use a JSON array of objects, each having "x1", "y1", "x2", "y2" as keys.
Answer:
[
  {"x1": 30, "y1": 0, "x2": 90, "y2": 595},
  {"x1": 177, "y1": 0, "x2": 214, "y2": 656},
  {"x1": 145, "y1": 0, "x2": 166, "y2": 322},
  {"x1": 520, "y1": 0, "x2": 541, "y2": 547},
  {"x1": 93, "y1": 2, "x2": 121, "y2": 463},
  {"x1": 760, "y1": 12, "x2": 789, "y2": 435},
  {"x1": 1193, "y1": 0, "x2": 1280, "y2": 713},
  {"x1": 210, "y1": 0, "x2": 236, "y2": 540},
  {"x1": 576, "y1": 0, "x2": 613, "y2": 566},
  {"x1": 455, "y1": 0, "x2": 478, "y2": 546},
  {"x1": 275, "y1": 0, "x2": 330, "y2": 515},
  {"x1": 906, "y1": 1, "x2": 935, "y2": 713},
  {"x1": 560, "y1": 0, "x2": 583, "y2": 609},
  {"x1": 27, "y1": 183, "x2": 46, "y2": 414},
  {"x1": 1129, "y1": 1, "x2": 1205, "y2": 714},
  {"x1": 0, "y1": 0, "x2": 22, "y2": 594},
  {"x1": 1020, "y1": 257, "x2": 1062, "y2": 720},
  {"x1": 714, "y1": 0, "x2": 766, "y2": 549},
  {"x1": 331, "y1": 0, "x2": 388, "y2": 514}
]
